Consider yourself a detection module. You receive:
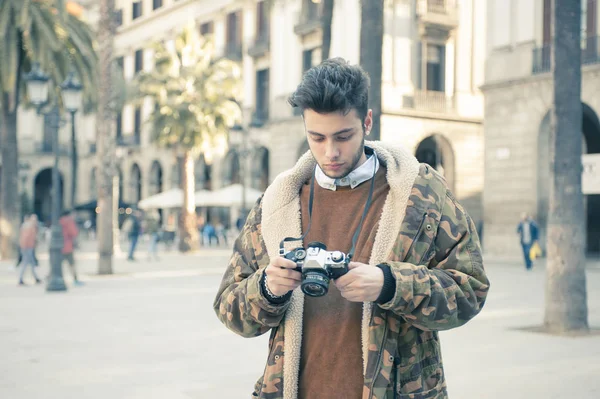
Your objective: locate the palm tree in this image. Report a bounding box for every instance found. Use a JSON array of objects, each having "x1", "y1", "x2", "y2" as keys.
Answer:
[
  {"x1": 321, "y1": 0, "x2": 334, "y2": 60},
  {"x1": 359, "y1": 0, "x2": 384, "y2": 141},
  {"x1": 96, "y1": 0, "x2": 117, "y2": 274},
  {"x1": 0, "y1": 0, "x2": 97, "y2": 259},
  {"x1": 544, "y1": 0, "x2": 588, "y2": 333},
  {"x1": 133, "y1": 24, "x2": 242, "y2": 252}
]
